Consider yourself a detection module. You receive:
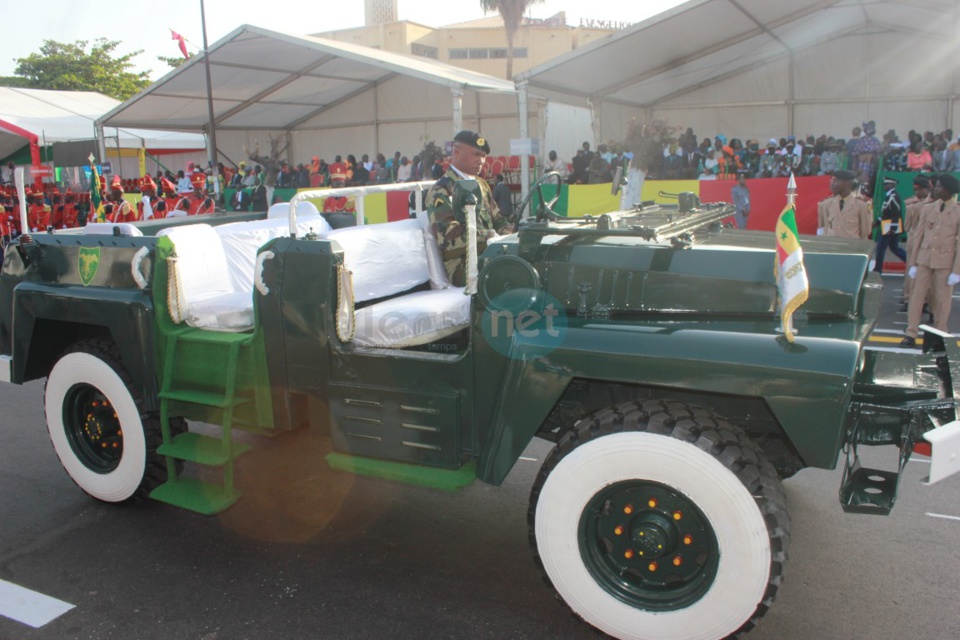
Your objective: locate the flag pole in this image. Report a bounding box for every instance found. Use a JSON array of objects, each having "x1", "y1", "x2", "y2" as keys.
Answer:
[
  {"x1": 200, "y1": 0, "x2": 221, "y2": 204},
  {"x1": 782, "y1": 173, "x2": 798, "y2": 336}
]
